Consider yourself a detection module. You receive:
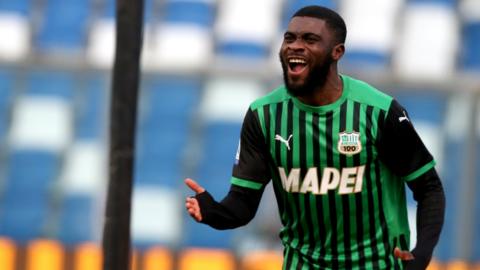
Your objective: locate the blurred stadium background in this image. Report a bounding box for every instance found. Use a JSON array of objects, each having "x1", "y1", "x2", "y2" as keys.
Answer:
[{"x1": 0, "y1": 0, "x2": 479, "y2": 269}]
